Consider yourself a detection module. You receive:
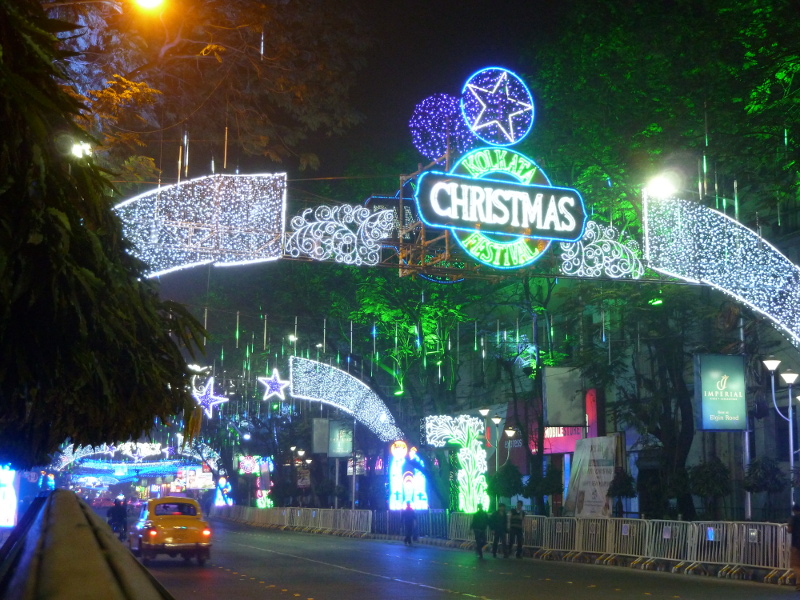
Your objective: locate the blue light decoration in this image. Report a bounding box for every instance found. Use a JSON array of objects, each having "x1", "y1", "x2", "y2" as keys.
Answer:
[
  {"x1": 460, "y1": 67, "x2": 534, "y2": 147},
  {"x1": 192, "y1": 376, "x2": 229, "y2": 418},
  {"x1": 214, "y1": 476, "x2": 234, "y2": 506},
  {"x1": 409, "y1": 93, "x2": 476, "y2": 161},
  {"x1": 388, "y1": 441, "x2": 429, "y2": 510},
  {"x1": 258, "y1": 368, "x2": 290, "y2": 401},
  {"x1": 0, "y1": 467, "x2": 17, "y2": 527}
]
